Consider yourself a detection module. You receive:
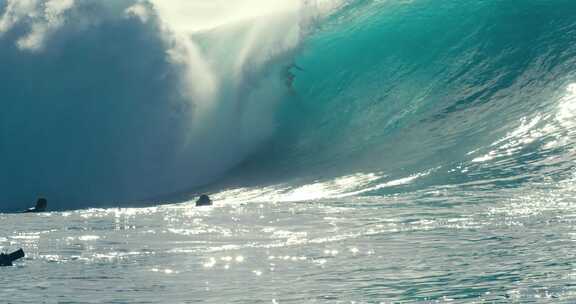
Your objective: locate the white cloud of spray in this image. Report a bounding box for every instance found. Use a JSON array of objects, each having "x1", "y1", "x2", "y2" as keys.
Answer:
[
  {"x1": 124, "y1": 0, "x2": 317, "y2": 176},
  {"x1": 0, "y1": 0, "x2": 75, "y2": 51},
  {"x1": 0, "y1": 0, "x2": 39, "y2": 33},
  {"x1": 0, "y1": 0, "x2": 343, "y2": 209}
]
